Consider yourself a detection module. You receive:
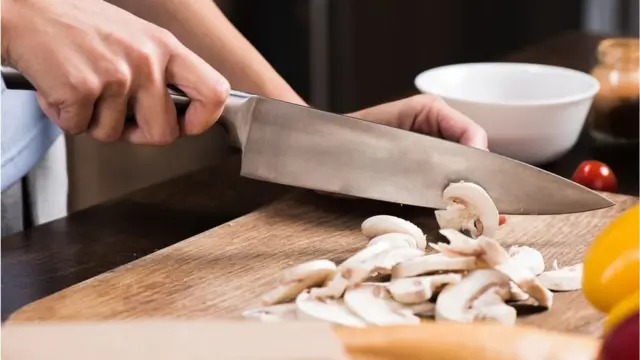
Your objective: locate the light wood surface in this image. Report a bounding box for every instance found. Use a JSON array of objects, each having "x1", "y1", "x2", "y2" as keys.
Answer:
[{"x1": 8, "y1": 190, "x2": 638, "y2": 335}]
